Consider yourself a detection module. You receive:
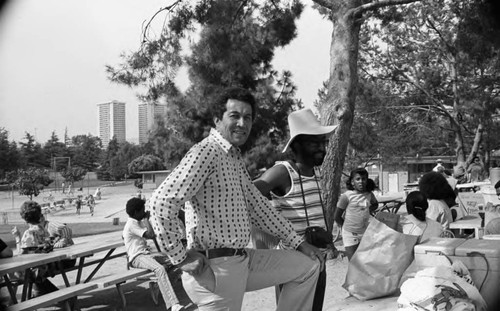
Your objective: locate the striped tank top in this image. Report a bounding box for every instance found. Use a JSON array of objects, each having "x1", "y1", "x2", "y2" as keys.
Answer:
[{"x1": 270, "y1": 161, "x2": 327, "y2": 236}]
